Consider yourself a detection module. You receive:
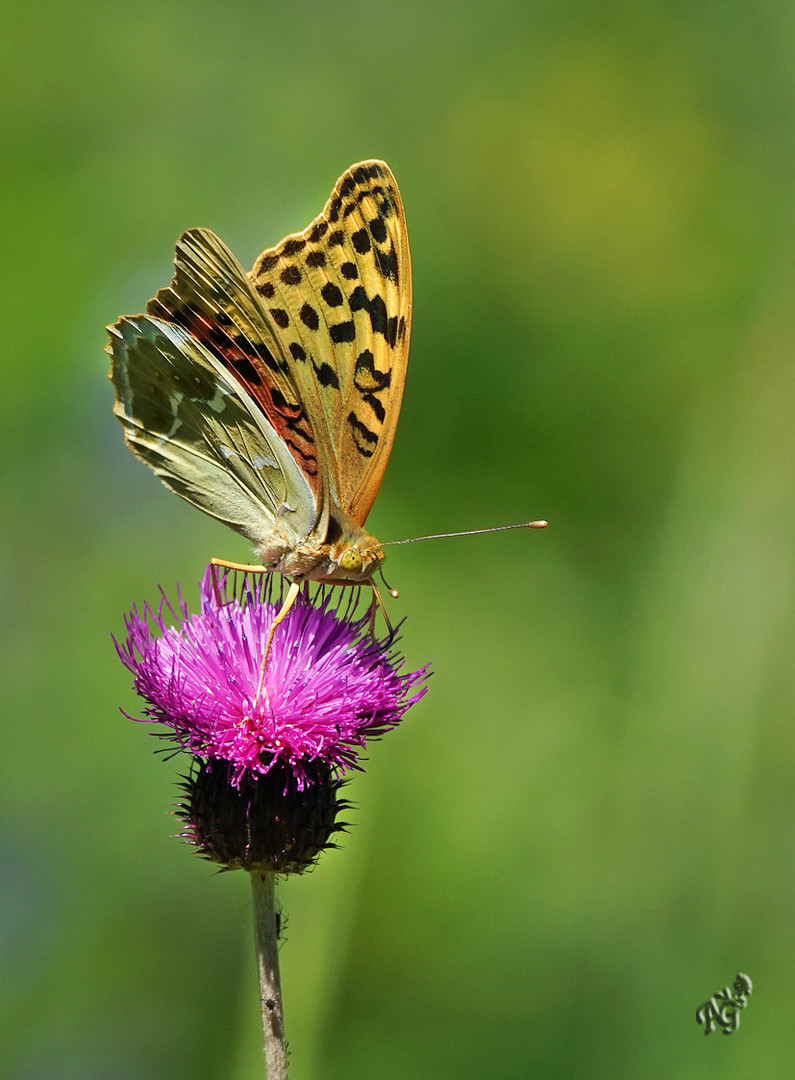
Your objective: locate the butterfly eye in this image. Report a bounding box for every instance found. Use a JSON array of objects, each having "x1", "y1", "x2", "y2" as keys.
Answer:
[{"x1": 338, "y1": 548, "x2": 363, "y2": 574}]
